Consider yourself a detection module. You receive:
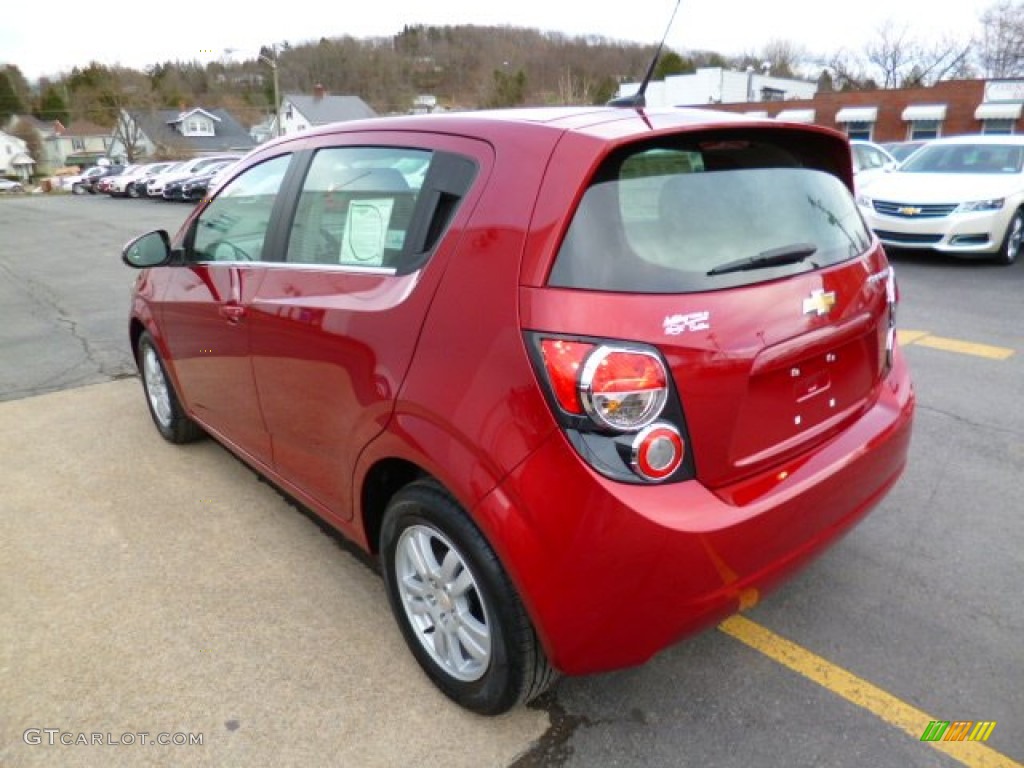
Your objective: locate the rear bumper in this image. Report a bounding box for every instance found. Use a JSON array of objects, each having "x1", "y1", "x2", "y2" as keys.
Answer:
[{"x1": 475, "y1": 348, "x2": 915, "y2": 675}]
